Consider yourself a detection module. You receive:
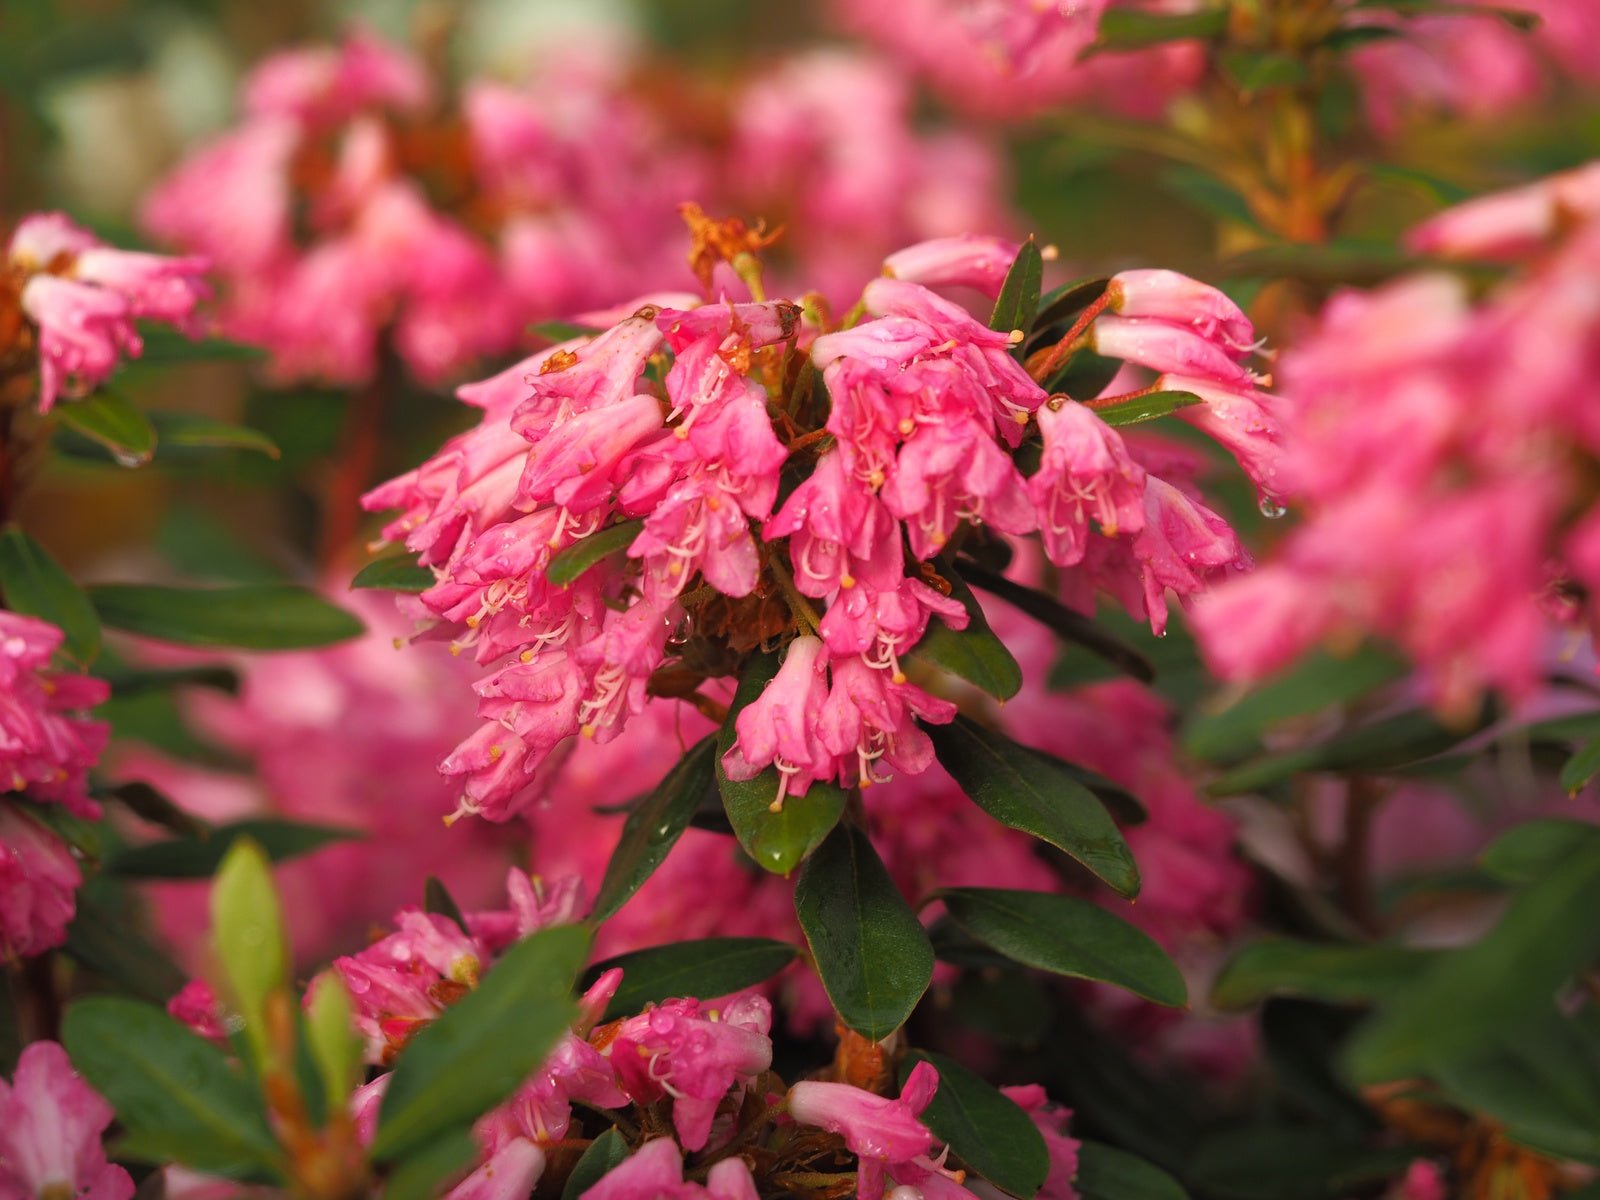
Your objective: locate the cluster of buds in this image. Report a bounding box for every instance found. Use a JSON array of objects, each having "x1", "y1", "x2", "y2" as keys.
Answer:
[
  {"x1": 1, "y1": 214, "x2": 207, "y2": 412},
  {"x1": 364, "y1": 228, "x2": 1275, "y2": 820}
]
